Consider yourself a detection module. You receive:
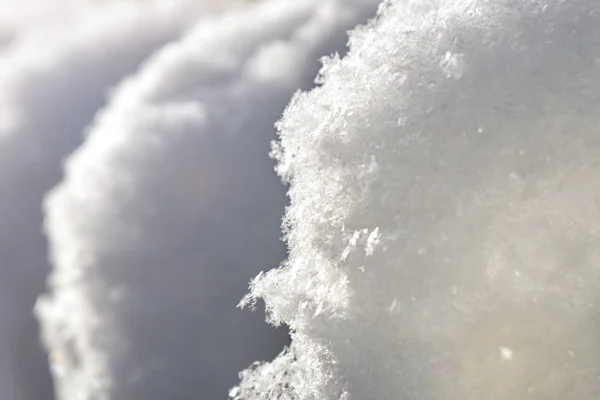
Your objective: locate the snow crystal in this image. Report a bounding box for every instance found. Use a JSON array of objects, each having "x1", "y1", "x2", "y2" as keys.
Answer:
[
  {"x1": 499, "y1": 346, "x2": 514, "y2": 361},
  {"x1": 440, "y1": 51, "x2": 465, "y2": 80},
  {"x1": 236, "y1": 0, "x2": 600, "y2": 399}
]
